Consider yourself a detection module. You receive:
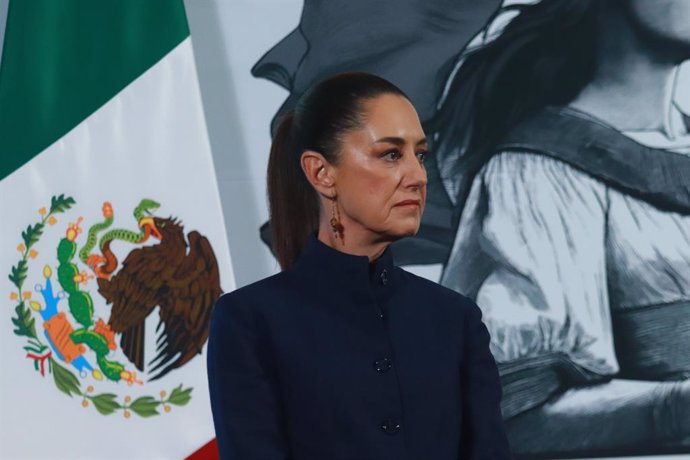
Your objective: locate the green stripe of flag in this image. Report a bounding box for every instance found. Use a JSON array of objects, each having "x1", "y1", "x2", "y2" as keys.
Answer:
[{"x1": 0, "y1": 0, "x2": 190, "y2": 181}]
